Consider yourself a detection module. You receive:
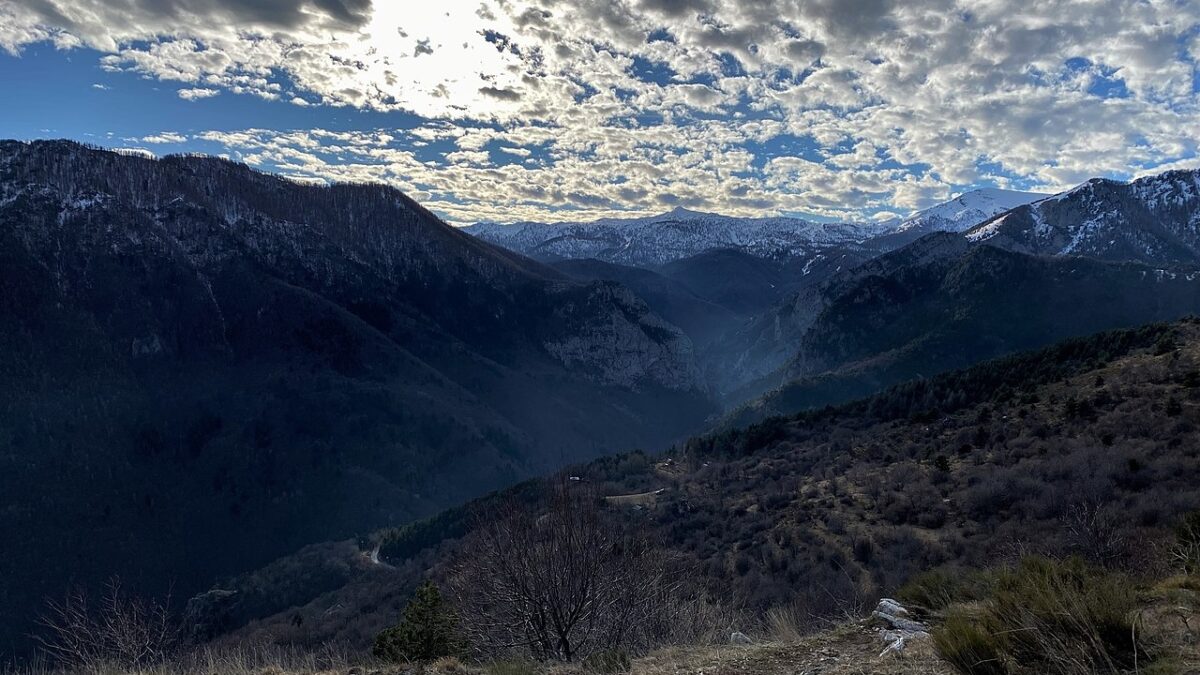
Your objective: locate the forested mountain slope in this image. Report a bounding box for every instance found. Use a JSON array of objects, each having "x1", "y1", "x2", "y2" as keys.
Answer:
[
  {"x1": 0, "y1": 140, "x2": 713, "y2": 655},
  {"x1": 714, "y1": 232, "x2": 1200, "y2": 418}
]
